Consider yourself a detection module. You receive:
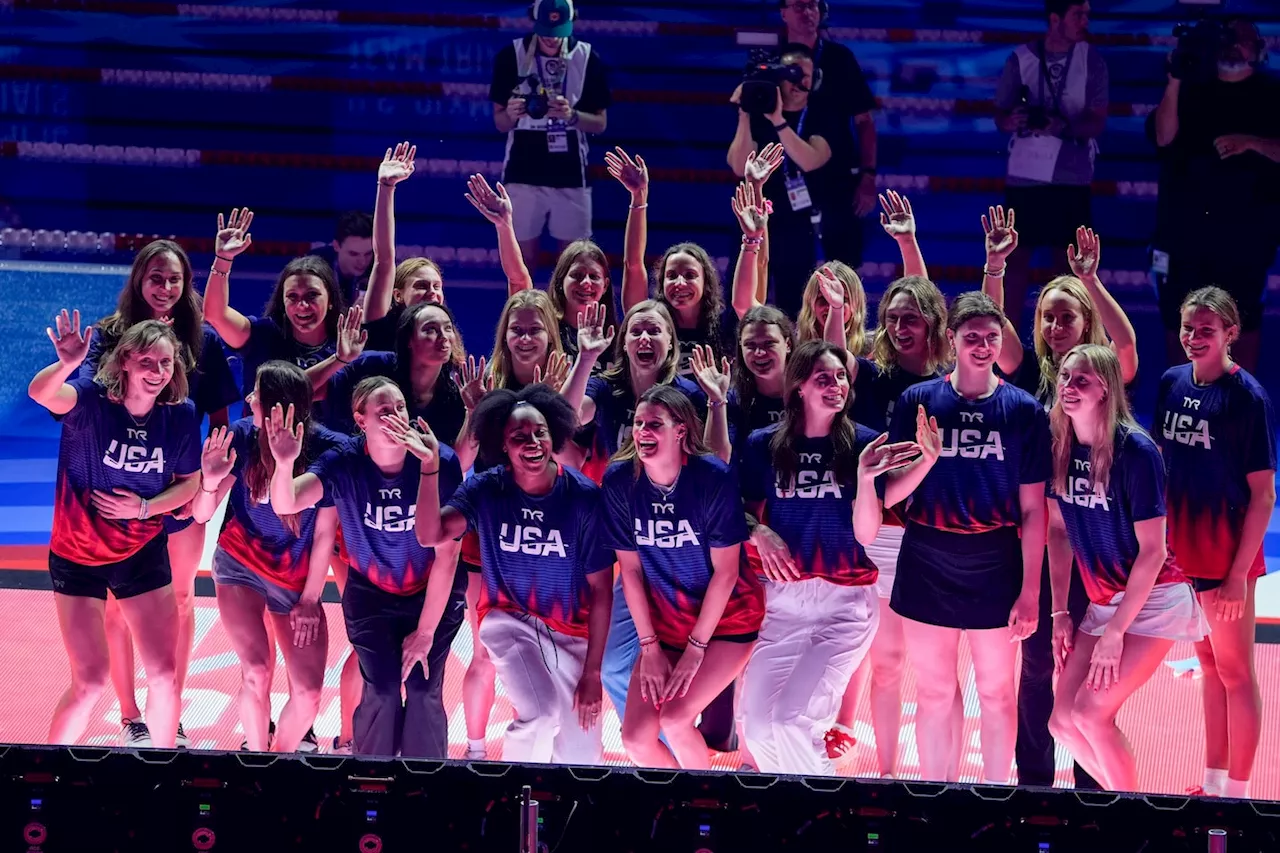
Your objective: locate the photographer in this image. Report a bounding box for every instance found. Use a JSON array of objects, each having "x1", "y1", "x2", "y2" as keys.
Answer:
[
  {"x1": 779, "y1": 0, "x2": 880, "y2": 271},
  {"x1": 728, "y1": 43, "x2": 833, "y2": 318},
  {"x1": 490, "y1": 0, "x2": 610, "y2": 272},
  {"x1": 1149, "y1": 17, "x2": 1280, "y2": 372},
  {"x1": 993, "y1": 0, "x2": 1109, "y2": 327}
]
